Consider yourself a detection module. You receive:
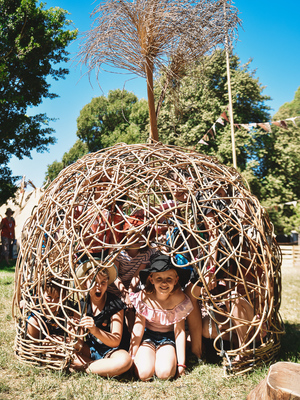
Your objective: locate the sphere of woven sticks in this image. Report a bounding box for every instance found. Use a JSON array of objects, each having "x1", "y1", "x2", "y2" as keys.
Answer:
[{"x1": 13, "y1": 142, "x2": 284, "y2": 373}]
